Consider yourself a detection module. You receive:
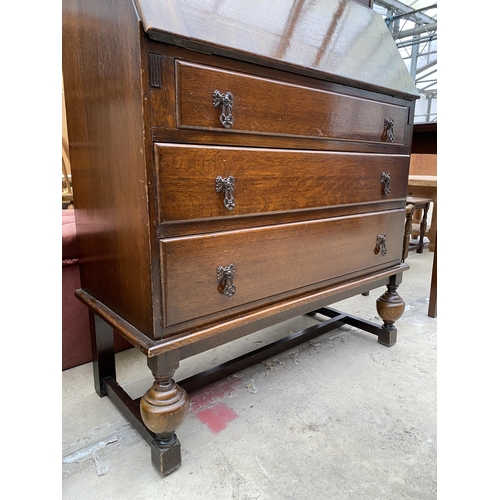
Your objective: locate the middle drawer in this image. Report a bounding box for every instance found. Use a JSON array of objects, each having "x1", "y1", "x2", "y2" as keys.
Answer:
[{"x1": 155, "y1": 143, "x2": 409, "y2": 223}]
